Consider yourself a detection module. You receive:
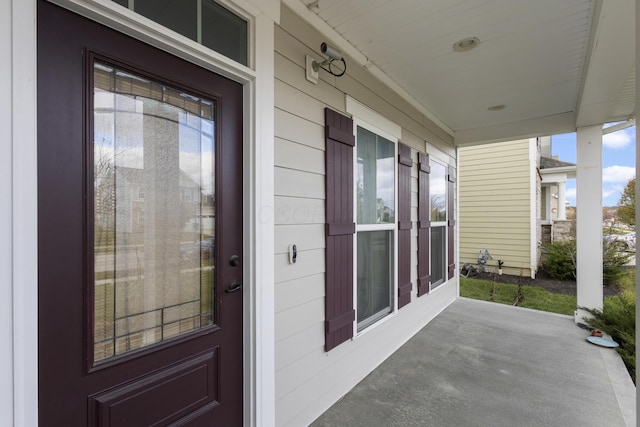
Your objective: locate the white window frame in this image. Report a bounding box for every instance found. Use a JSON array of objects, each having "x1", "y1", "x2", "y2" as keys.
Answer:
[
  {"x1": 347, "y1": 97, "x2": 401, "y2": 336},
  {"x1": 427, "y1": 149, "x2": 449, "y2": 291}
]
